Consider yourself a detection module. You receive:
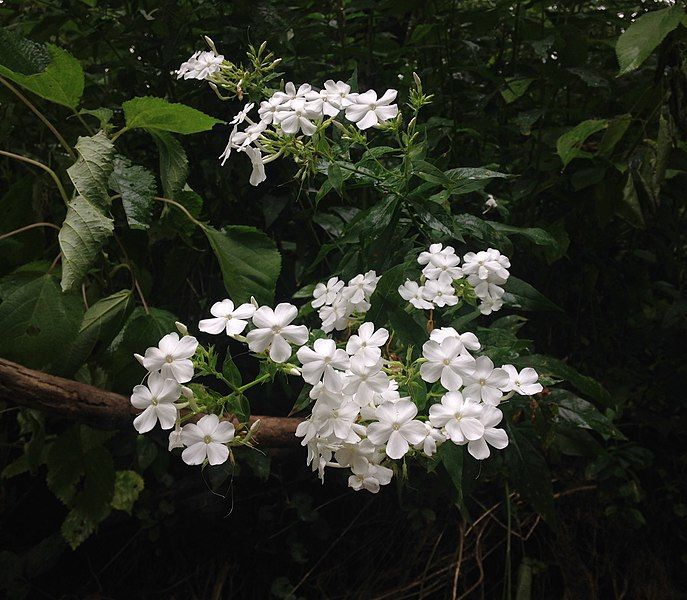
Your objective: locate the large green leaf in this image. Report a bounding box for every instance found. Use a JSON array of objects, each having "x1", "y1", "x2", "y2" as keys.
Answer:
[
  {"x1": 150, "y1": 130, "x2": 189, "y2": 199},
  {"x1": 616, "y1": 6, "x2": 685, "y2": 76},
  {"x1": 0, "y1": 274, "x2": 83, "y2": 372},
  {"x1": 548, "y1": 389, "x2": 624, "y2": 440},
  {"x1": 0, "y1": 44, "x2": 83, "y2": 109},
  {"x1": 556, "y1": 119, "x2": 607, "y2": 167},
  {"x1": 58, "y1": 196, "x2": 114, "y2": 291},
  {"x1": 123, "y1": 96, "x2": 224, "y2": 134},
  {"x1": 502, "y1": 276, "x2": 562, "y2": 312},
  {"x1": 0, "y1": 27, "x2": 50, "y2": 74},
  {"x1": 109, "y1": 156, "x2": 156, "y2": 229},
  {"x1": 67, "y1": 131, "x2": 115, "y2": 212},
  {"x1": 486, "y1": 222, "x2": 558, "y2": 249},
  {"x1": 205, "y1": 225, "x2": 281, "y2": 305}
]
